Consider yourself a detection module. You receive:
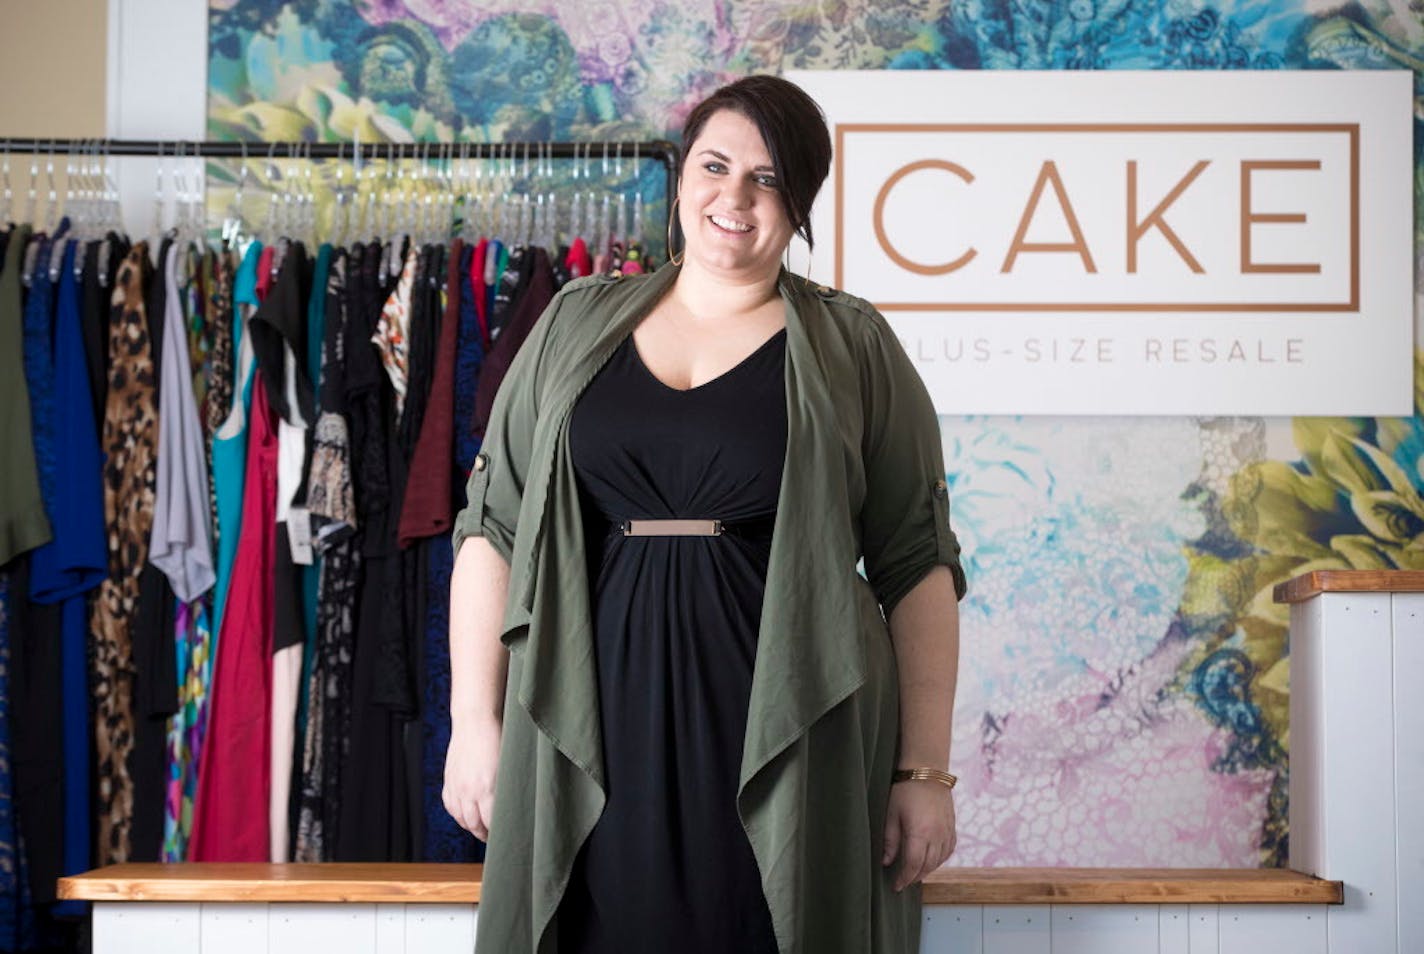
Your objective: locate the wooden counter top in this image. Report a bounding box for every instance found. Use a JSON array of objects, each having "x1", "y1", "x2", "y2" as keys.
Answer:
[
  {"x1": 58, "y1": 863, "x2": 1343, "y2": 906},
  {"x1": 1274, "y1": 569, "x2": 1424, "y2": 603},
  {"x1": 59, "y1": 864, "x2": 481, "y2": 904},
  {"x1": 924, "y1": 866, "x2": 1340, "y2": 904}
]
